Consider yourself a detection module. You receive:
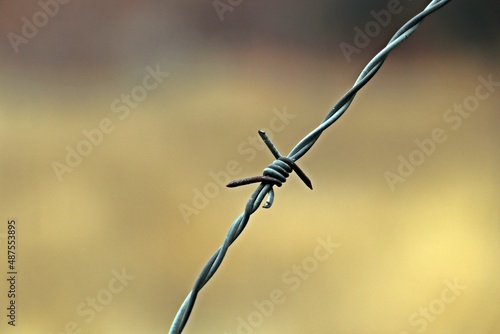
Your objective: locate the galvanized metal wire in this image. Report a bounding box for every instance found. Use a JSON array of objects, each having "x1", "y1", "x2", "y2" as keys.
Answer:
[{"x1": 169, "y1": 1, "x2": 451, "y2": 332}]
